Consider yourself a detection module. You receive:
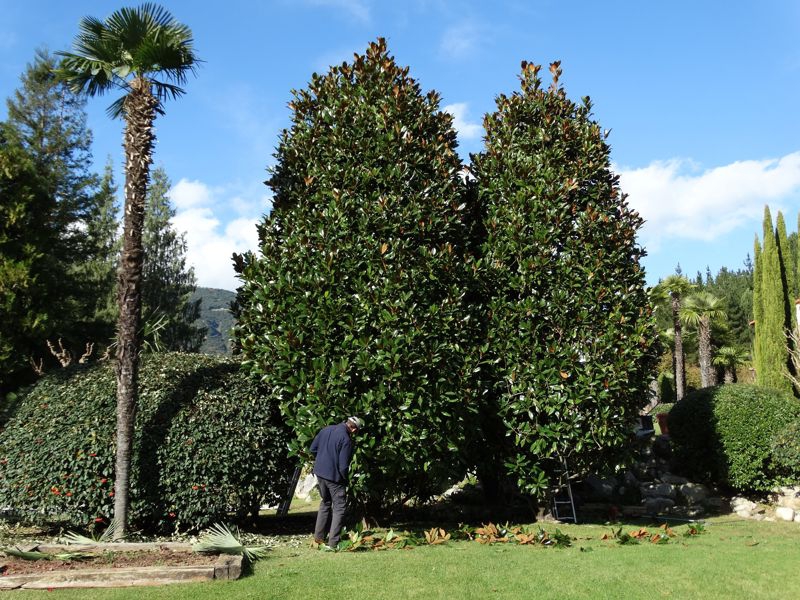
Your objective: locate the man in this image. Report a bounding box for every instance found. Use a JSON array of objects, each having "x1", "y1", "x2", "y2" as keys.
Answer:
[{"x1": 310, "y1": 416, "x2": 362, "y2": 549}]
